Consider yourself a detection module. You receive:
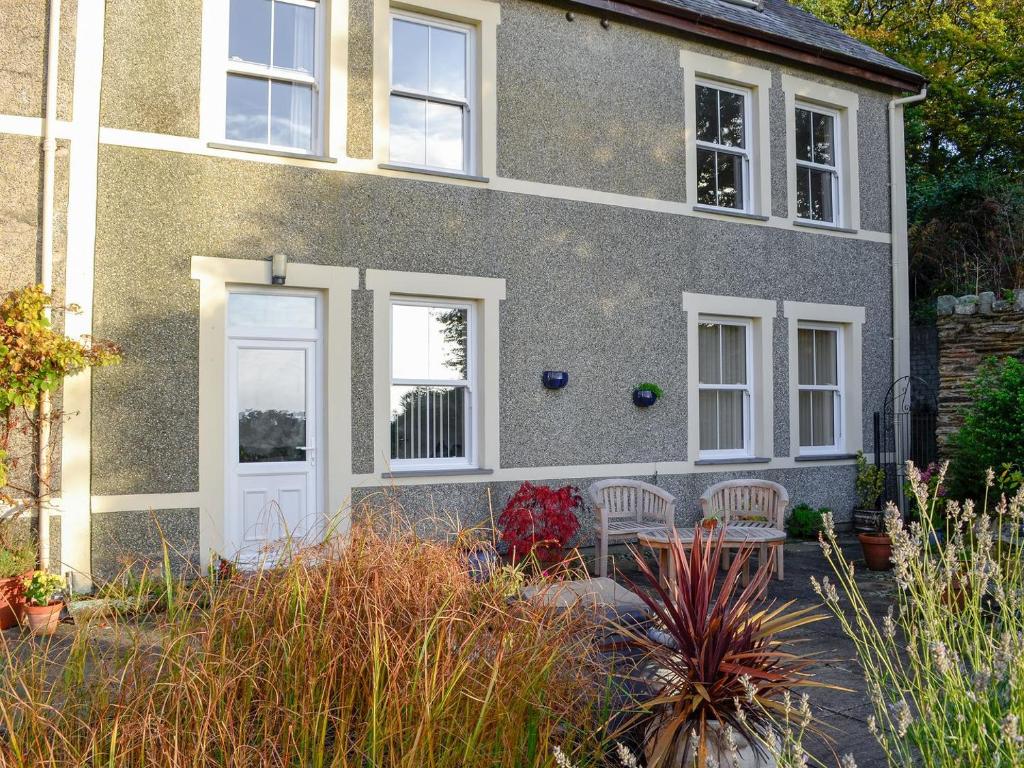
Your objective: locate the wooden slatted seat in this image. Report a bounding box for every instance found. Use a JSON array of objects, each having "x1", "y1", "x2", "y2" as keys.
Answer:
[
  {"x1": 699, "y1": 479, "x2": 789, "y2": 578},
  {"x1": 589, "y1": 479, "x2": 676, "y2": 578}
]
